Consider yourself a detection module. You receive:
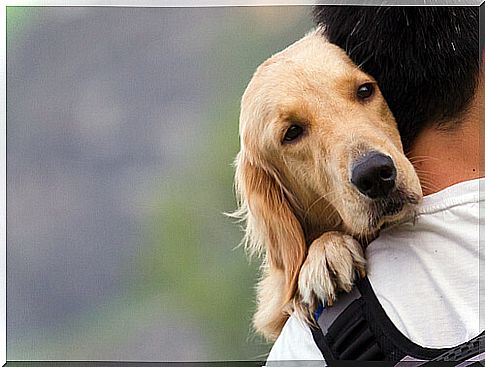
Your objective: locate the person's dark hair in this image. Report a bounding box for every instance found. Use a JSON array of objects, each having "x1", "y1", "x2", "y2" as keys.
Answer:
[{"x1": 313, "y1": 6, "x2": 480, "y2": 152}]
